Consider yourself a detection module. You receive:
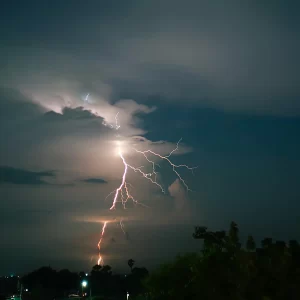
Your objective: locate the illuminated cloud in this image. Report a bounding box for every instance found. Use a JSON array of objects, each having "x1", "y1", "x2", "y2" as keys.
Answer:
[
  {"x1": 168, "y1": 179, "x2": 190, "y2": 214},
  {"x1": 1, "y1": 0, "x2": 299, "y2": 116}
]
